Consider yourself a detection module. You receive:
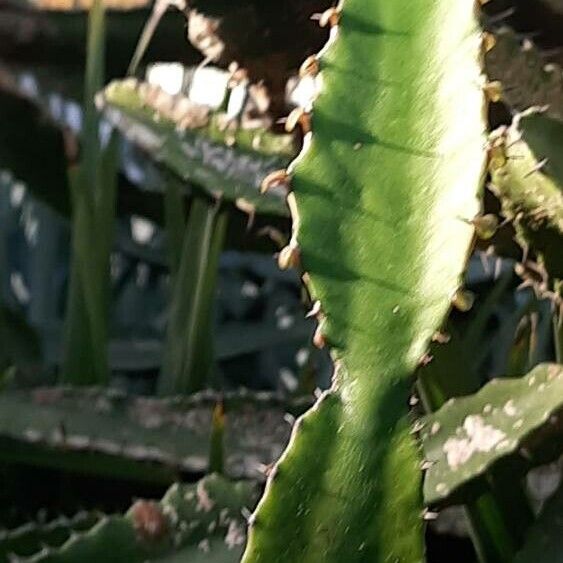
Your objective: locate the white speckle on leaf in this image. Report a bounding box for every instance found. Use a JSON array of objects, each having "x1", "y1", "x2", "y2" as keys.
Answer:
[
  {"x1": 198, "y1": 539, "x2": 210, "y2": 553},
  {"x1": 495, "y1": 439, "x2": 510, "y2": 451},
  {"x1": 436, "y1": 483, "x2": 447, "y2": 495},
  {"x1": 224, "y1": 520, "x2": 245, "y2": 549},
  {"x1": 443, "y1": 437, "x2": 472, "y2": 468},
  {"x1": 503, "y1": 400, "x2": 517, "y2": 417},
  {"x1": 443, "y1": 415, "x2": 506, "y2": 470},
  {"x1": 196, "y1": 481, "x2": 215, "y2": 513}
]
